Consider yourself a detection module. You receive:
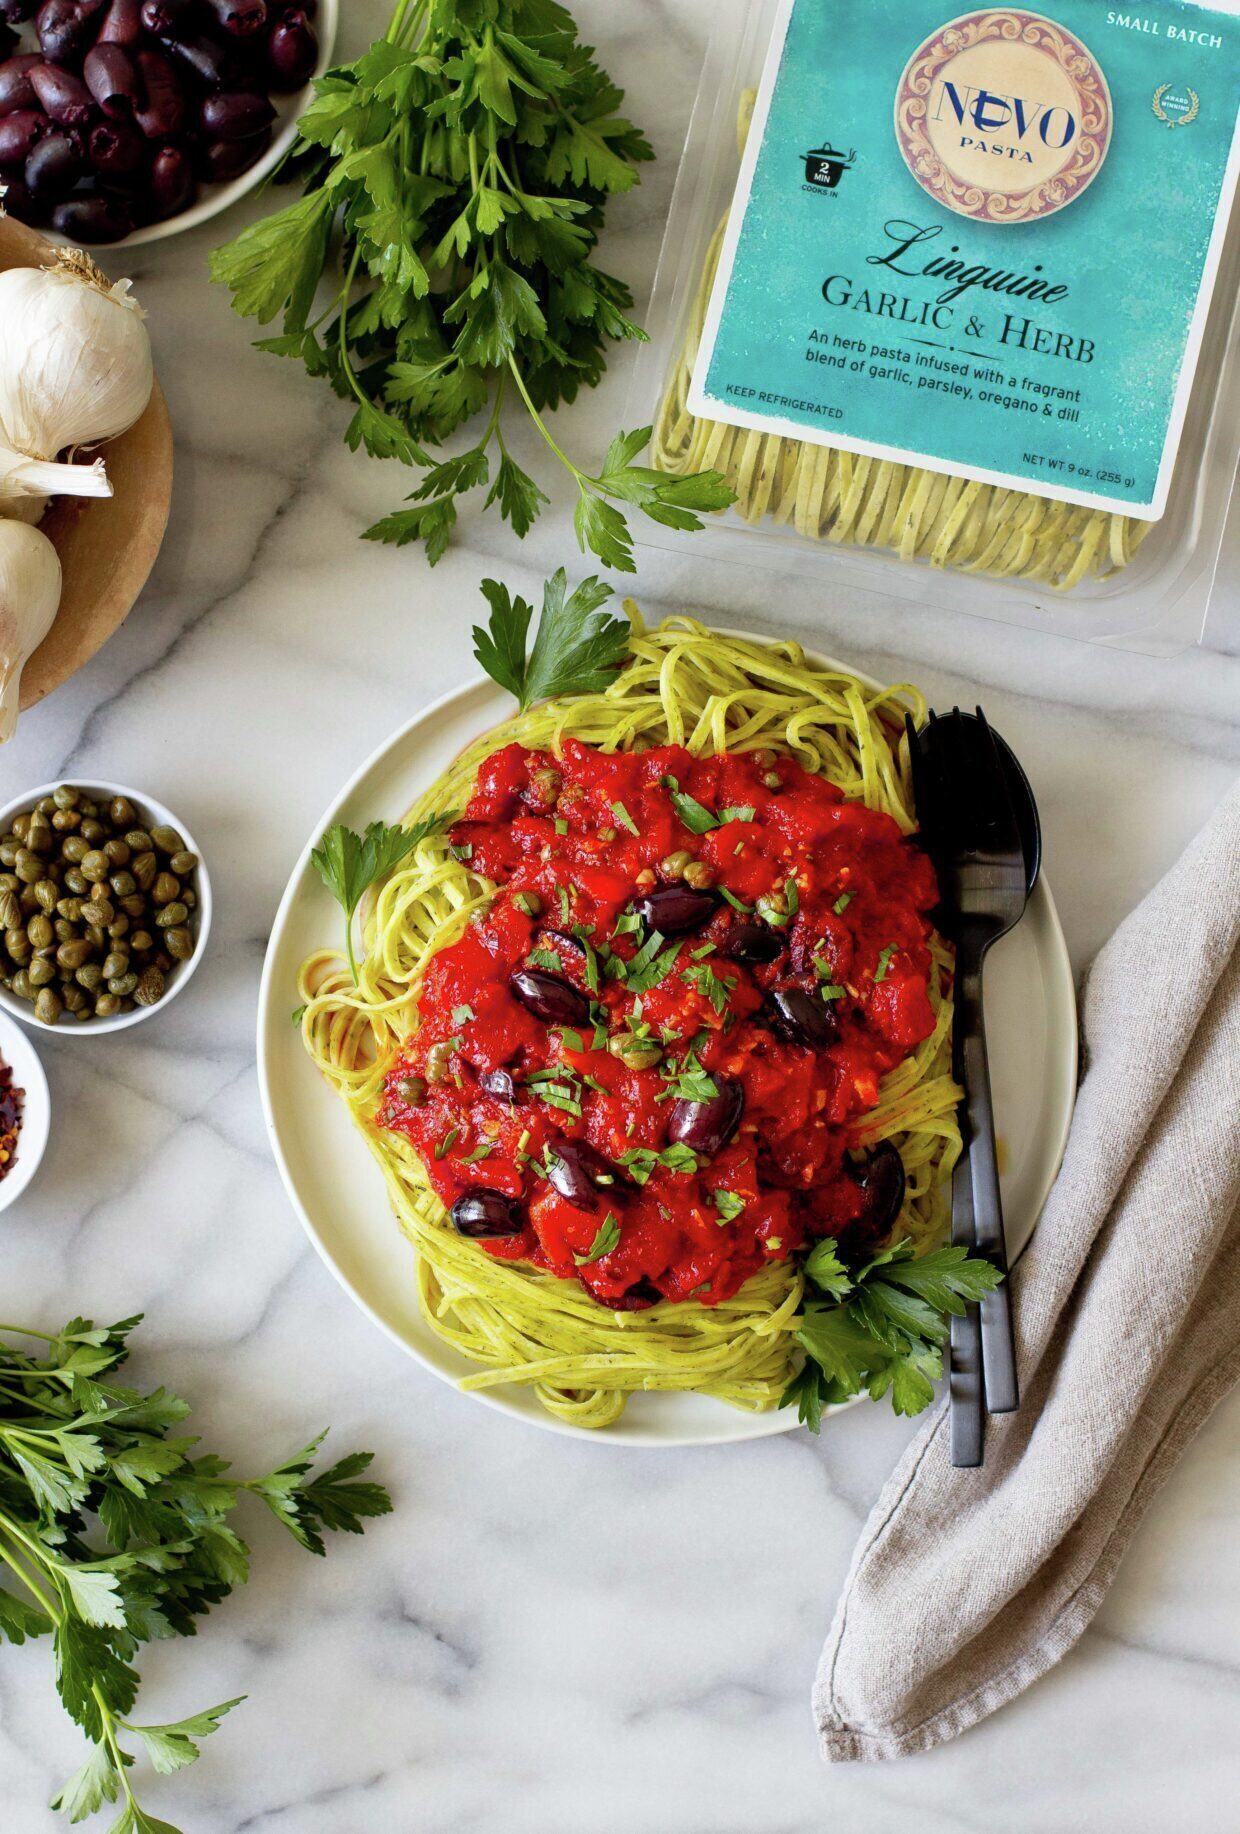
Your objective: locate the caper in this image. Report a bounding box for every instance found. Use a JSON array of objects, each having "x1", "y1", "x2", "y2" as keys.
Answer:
[
  {"x1": 608, "y1": 1034, "x2": 663, "y2": 1070},
  {"x1": 120, "y1": 894, "x2": 144, "y2": 918},
  {"x1": 28, "y1": 955, "x2": 56, "y2": 988},
  {"x1": 109, "y1": 870, "x2": 136, "y2": 899},
  {"x1": 133, "y1": 968, "x2": 165, "y2": 1007},
  {"x1": 152, "y1": 872, "x2": 180, "y2": 905},
  {"x1": 597, "y1": 826, "x2": 617, "y2": 844},
  {"x1": 109, "y1": 918, "x2": 130, "y2": 941},
  {"x1": 0, "y1": 874, "x2": 18, "y2": 894},
  {"x1": 56, "y1": 897, "x2": 83, "y2": 923},
  {"x1": 61, "y1": 985, "x2": 88, "y2": 1015},
  {"x1": 62, "y1": 834, "x2": 88, "y2": 863},
  {"x1": 513, "y1": 891, "x2": 542, "y2": 917},
  {"x1": 101, "y1": 950, "x2": 129, "y2": 981},
  {"x1": 125, "y1": 829, "x2": 153, "y2": 853},
  {"x1": 4, "y1": 928, "x2": 30, "y2": 966},
  {"x1": 104, "y1": 838, "x2": 130, "y2": 866},
  {"x1": 80, "y1": 850, "x2": 110, "y2": 883},
  {"x1": 33, "y1": 879, "x2": 58, "y2": 913},
  {"x1": 27, "y1": 914, "x2": 53, "y2": 950},
  {"x1": 15, "y1": 849, "x2": 42, "y2": 884},
  {"x1": 155, "y1": 902, "x2": 188, "y2": 929},
  {"x1": 34, "y1": 986, "x2": 62, "y2": 1025},
  {"x1": 129, "y1": 928, "x2": 151, "y2": 952},
  {"x1": 0, "y1": 892, "x2": 20, "y2": 930},
  {"x1": 755, "y1": 890, "x2": 788, "y2": 926},
  {"x1": 528, "y1": 767, "x2": 561, "y2": 807},
  {"x1": 35, "y1": 797, "x2": 55, "y2": 816},
  {"x1": 107, "y1": 972, "x2": 138, "y2": 997},
  {"x1": 150, "y1": 824, "x2": 184, "y2": 855},
  {"x1": 660, "y1": 850, "x2": 693, "y2": 881},
  {"x1": 75, "y1": 962, "x2": 103, "y2": 993},
  {"x1": 153, "y1": 950, "x2": 172, "y2": 973},
  {"x1": 79, "y1": 800, "x2": 98, "y2": 819},
  {"x1": 95, "y1": 993, "x2": 121, "y2": 1017},
  {"x1": 57, "y1": 938, "x2": 93, "y2": 971},
  {"x1": 109, "y1": 796, "x2": 136, "y2": 828},
  {"x1": 761, "y1": 771, "x2": 782, "y2": 791},
  {"x1": 52, "y1": 784, "x2": 80, "y2": 811},
  {"x1": 425, "y1": 1040, "x2": 455, "y2": 1083},
  {"x1": 181, "y1": 888, "x2": 196, "y2": 910},
  {"x1": 54, "y1": 919, "x2": 74, "y2": 943},
  {"x1": 397, "y1": 1075, "x2": 427, "y2": 1106},
  {"x1": 51, "y1": 809, "x2": 80, "y2": 832},
  {"x1": 10, "y1": 814, "x2": 28, "y2": 839},
  {"x1": 0, "y1": 841, "x2": 16, "y2": 868},
  {"x1": 169, "y1": 850, "x2": 198, "y2": 876},
  {"x1": 165, "y1": 926, "x2": 194, "y2": 961},
  {"x1": 27, "y1": 815, "x2": 54, "y2": 855},
  {"x1": 11, "y1": 968, "x2": 34, "y2": 1000},
  {"x1": 683, "y1": 861, "x2": 715, "y2": 891},
  {"x1": 63, "y1": 868, "x2": 89, "y2": 896},
  {"x1": 132, "y1": 851, "x2": 157, "y2": 891},
  {"x1": 80, "y1": 820, "x2": 106, "y2": 846},
  {"x1": 84, "y1": 925, "x2": 106, "y2": 951},
  {"x1": 80, "y1": 897, "x2": 113, "y2": 928},
  {"x1": 751, "y1": 748, "x2": 777, "y2": 768}
]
